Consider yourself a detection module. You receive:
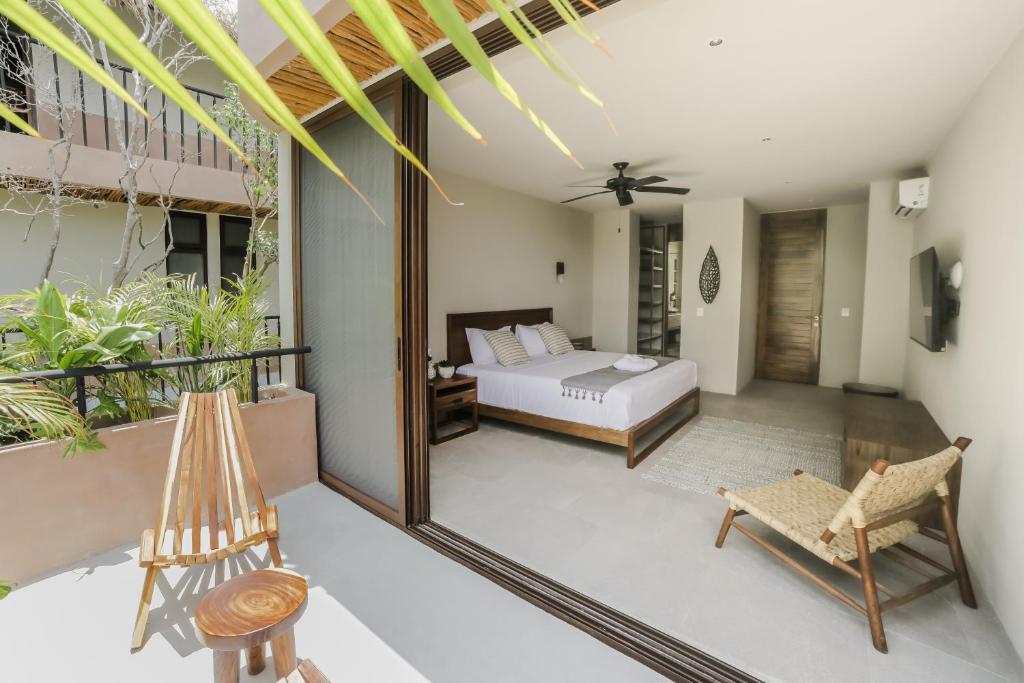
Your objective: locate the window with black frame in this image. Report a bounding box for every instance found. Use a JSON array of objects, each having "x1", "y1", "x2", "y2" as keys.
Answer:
[
  {"x1": 164, "y1": 211, "x2": 207, "y2": 287},
  {"x1": 219, "y1": 216, "x2": 251, "y2": 287}
]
